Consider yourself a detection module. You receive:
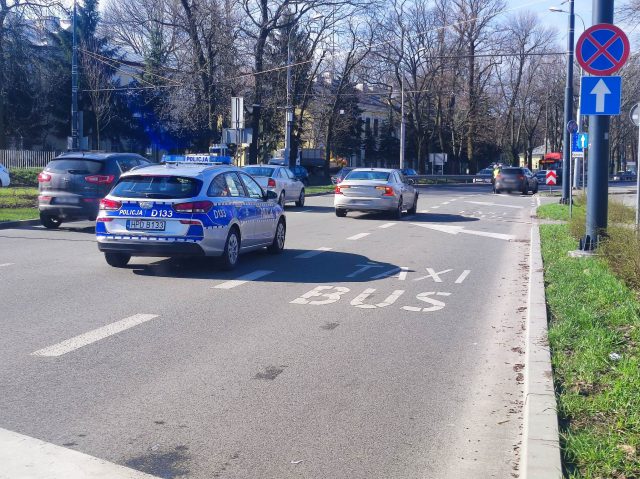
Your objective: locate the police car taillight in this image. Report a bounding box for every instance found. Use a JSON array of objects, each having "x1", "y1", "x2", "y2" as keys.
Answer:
[
  {"x1": 99, "y1": 198, "x2": 122, "y2": 210},
  {"x1": 85, "y1": 175, "x2": 115, "y2": 184},
  {"x1": 267, "y1": 178, "x2": 276, "y2": 188},
  {"x1": 172, "y1": 201, "x2": 213, "y2": 213}
]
